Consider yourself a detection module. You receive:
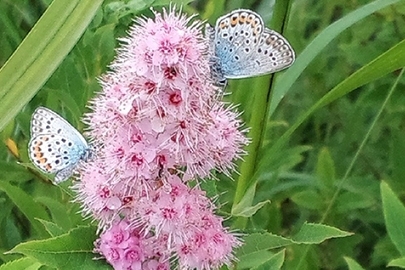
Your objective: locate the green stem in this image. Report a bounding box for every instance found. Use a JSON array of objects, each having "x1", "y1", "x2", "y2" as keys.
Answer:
[{"x1": 232, "y1": 0, "x2": 294, "y2": 229}]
